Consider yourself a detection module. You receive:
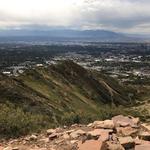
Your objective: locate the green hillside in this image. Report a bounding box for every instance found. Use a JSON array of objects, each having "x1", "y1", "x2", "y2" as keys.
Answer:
[{"x1": 0, "y1": 60, "x2": 136, "y2": 138}]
